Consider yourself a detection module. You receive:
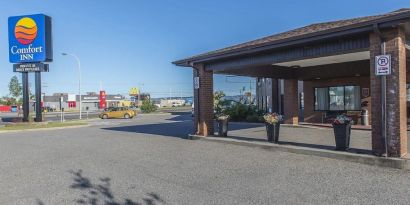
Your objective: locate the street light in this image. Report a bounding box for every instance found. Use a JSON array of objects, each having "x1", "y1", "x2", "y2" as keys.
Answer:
[{"x1": 62, "y1": 53, "x2": 82, "y2": 119}]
